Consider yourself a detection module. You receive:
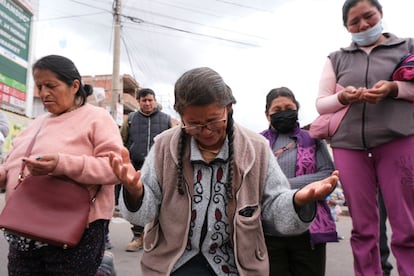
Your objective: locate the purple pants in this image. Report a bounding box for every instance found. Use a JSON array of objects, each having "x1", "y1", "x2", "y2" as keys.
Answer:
[{"x1": 333, "y1": 136, "x2": 414, "y2": 276}]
